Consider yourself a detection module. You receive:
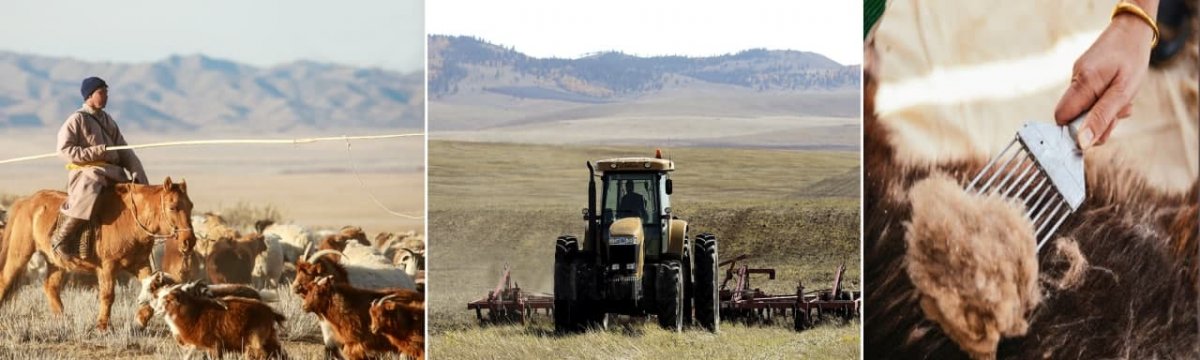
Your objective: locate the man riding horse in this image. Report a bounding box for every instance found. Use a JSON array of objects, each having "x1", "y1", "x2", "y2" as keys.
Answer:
[{"x1": 52, "y1": 77, "x2": 149, "y2": 262}]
